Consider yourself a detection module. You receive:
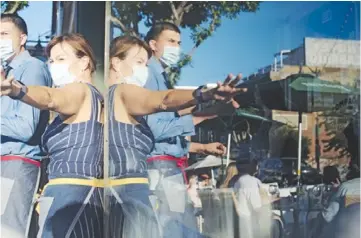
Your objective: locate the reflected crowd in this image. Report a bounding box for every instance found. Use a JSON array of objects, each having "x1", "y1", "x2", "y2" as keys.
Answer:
[{"x1": 0, "y1": 11, "x2": 360, "y2": 238}]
